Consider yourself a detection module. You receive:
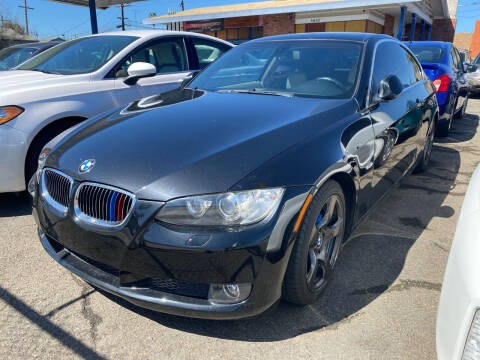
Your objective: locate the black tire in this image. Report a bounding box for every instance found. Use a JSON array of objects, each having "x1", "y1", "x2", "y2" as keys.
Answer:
[
  {"x1": 24, "y1": 119, "x2": 84, "y2": 185},
  {"x1": 414, "y1": 118, "x2": 435, "y2": 173},
  {"x1": 283, "y1": 180, "x2": 346, "y2": 305},
  {"x1": 436, "y1": 104, "x2": 455, "y2": 138},
  {"x1": 455, "y1": 96, "x2": 468, "y2": 119}
]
